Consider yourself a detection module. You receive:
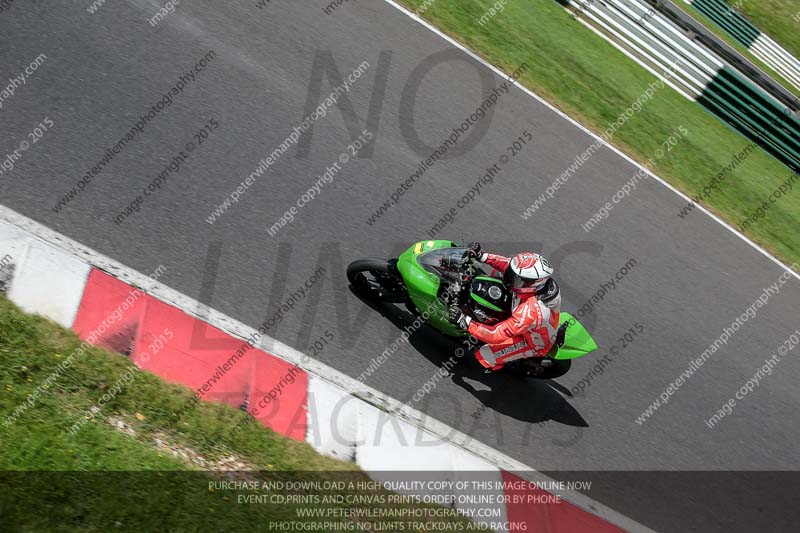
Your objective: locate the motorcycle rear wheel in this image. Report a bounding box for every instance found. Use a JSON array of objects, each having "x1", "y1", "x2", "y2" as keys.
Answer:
[
  {"x1": 347, "y1": 259, "x2": 409, "y2": 303},
  {"x1": 506, "y1": 358, "x2": 571, "y2": 379}
]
